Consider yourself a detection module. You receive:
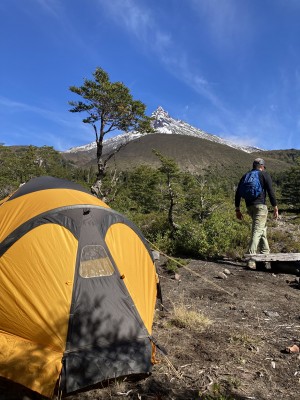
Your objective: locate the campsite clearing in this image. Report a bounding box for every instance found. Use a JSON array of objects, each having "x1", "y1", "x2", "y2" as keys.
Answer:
[{"x1": 1, "y1": 257, "x2": 300, "y2": 399}]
